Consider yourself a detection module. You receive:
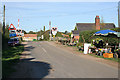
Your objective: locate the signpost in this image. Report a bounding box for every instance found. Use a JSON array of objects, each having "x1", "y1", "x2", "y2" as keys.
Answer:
[
  {"x1": 71, "y1": 34, "x2": 73, "y2": 43},
  {"x1": 9, "y1": 19, "x2": 24, "y2": 37},
  {"x1": 49, "y1": 21, "x2": 52, "y2": 40},
  {"x1": 52, "y1": 27, "x2": 57, "y2": 38},
  {"x1": 16, "y1": 28, "x2": 24, "y2": 36},
  {"x1": 9, "y1": 24, "x2": 16, "y2": 31},
  {"x1": 9, "y1": 24, "x2": 16, "y2": 37},
  {"x1": 16, "y1": 19, "x2": 24, "y2": 37}
]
